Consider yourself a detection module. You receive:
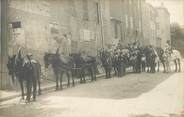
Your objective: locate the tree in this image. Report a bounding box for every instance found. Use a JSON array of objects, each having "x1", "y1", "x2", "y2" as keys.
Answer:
[{"x1": 170, "y1": 23, "x2": 184, "y2": 56}]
